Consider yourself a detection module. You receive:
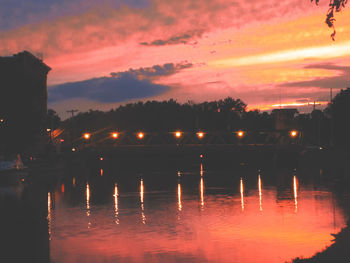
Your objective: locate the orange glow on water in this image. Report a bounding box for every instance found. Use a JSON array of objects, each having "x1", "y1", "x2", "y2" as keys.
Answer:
[
  {"x1": 200, "y1": 163, "x2": 203, "y2": 177},
  {"x1": 61, "y1": 184, "x2": 65, "y2": 193},
  {"x1": 50, "y1": 176, "x2": 346, "y2": 263},
  {"x1": 100, "y1": 169, "x2": 103, "y2": 176},
  {"x1": 72, "y1": 177, "x2": 76, "y2": 187},
  {"x1": 240, "y1": 178, "x2": 244, "y2": 212}
]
